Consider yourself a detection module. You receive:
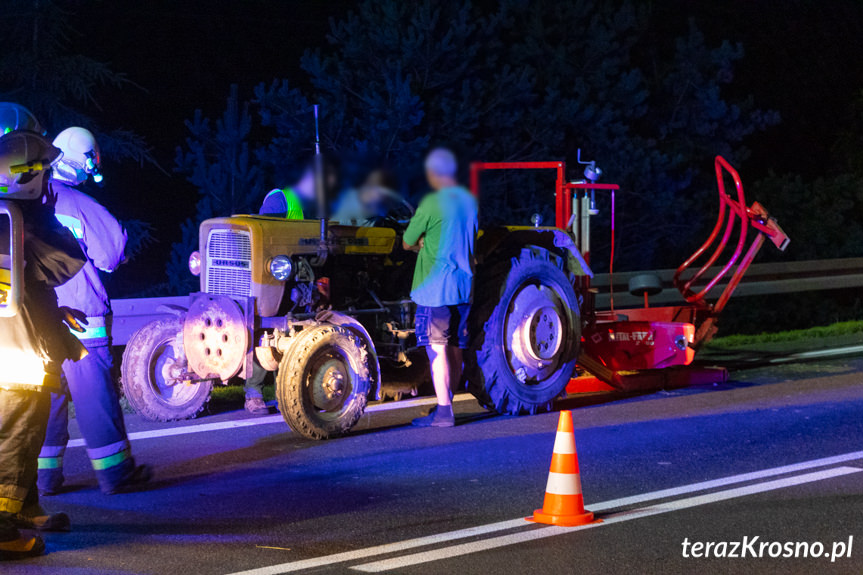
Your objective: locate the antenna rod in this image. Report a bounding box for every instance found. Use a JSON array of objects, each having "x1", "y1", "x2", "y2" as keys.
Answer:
[{"x1": 313, "y1": 105, "x2": 327, "y2": 250}]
